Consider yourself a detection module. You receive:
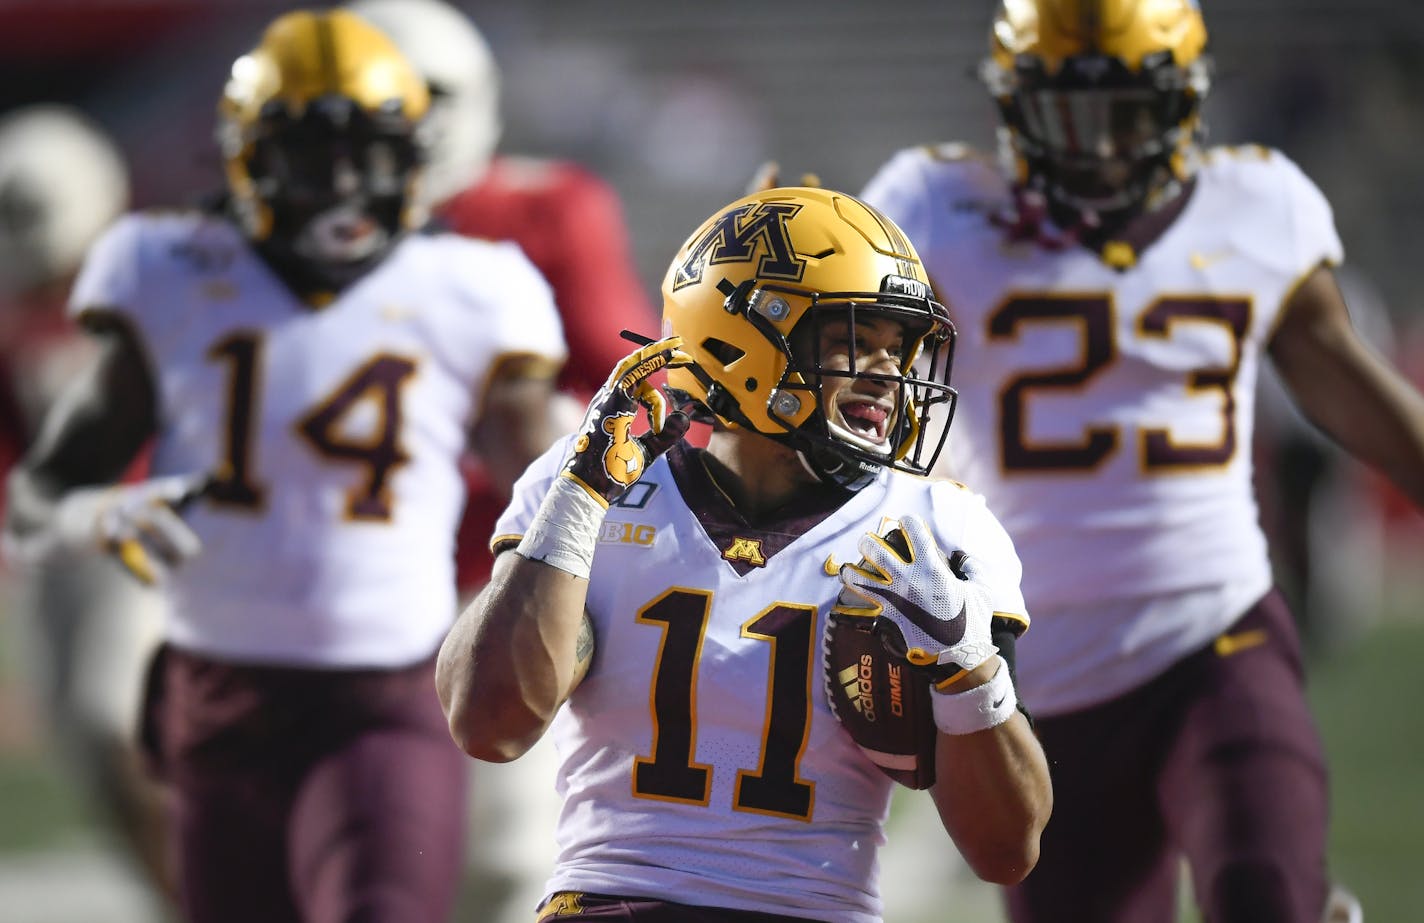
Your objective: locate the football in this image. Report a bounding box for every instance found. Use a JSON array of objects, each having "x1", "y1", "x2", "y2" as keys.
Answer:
[{"x1": 822, "y1": 606, "x2": 939, "y2": 790}]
